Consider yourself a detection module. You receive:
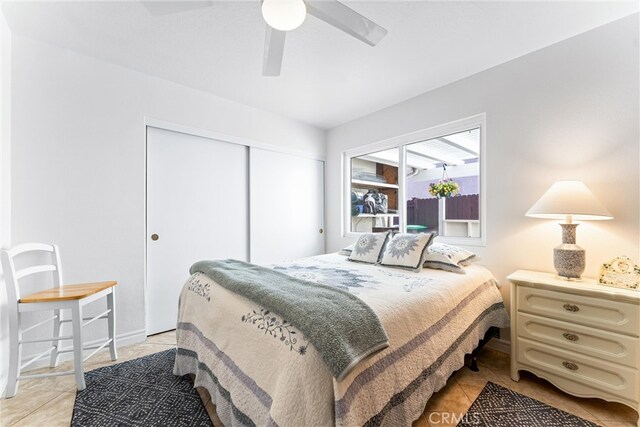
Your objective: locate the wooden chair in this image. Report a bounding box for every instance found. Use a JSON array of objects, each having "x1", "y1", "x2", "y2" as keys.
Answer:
[{"x1": 1, "y1": 243, "x2": 117, "y2": 398}]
